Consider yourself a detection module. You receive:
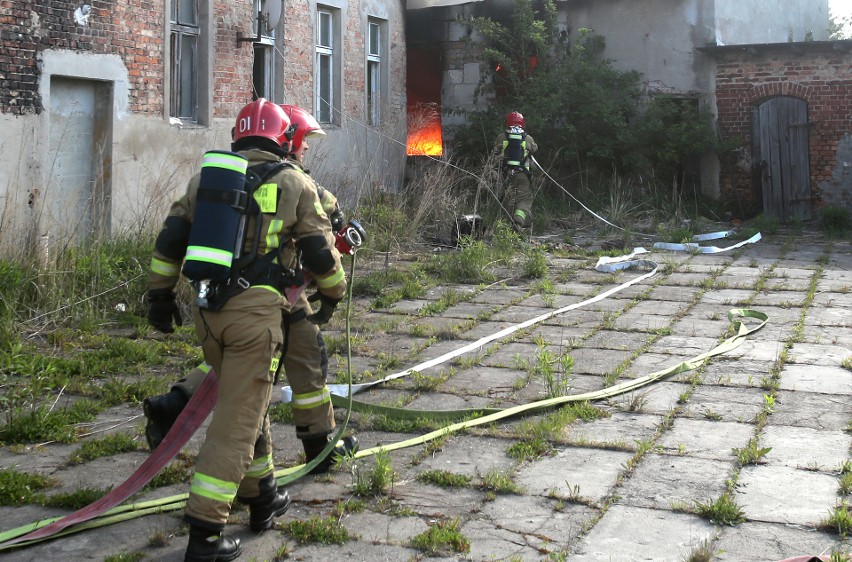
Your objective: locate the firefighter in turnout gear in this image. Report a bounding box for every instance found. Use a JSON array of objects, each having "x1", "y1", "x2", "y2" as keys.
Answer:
[
  {"x1": 494, "y1": 111, "x2": 538, "y2": 229},
  {"x1": 146, "y1": 98, "x2": 346, "y2": 562},
  {"x1": 276, "y1": 103, "x2": 358, "y2": 470},
  {"x1": 143, "y1": 104, "x2": 358, "y2": 476}
]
